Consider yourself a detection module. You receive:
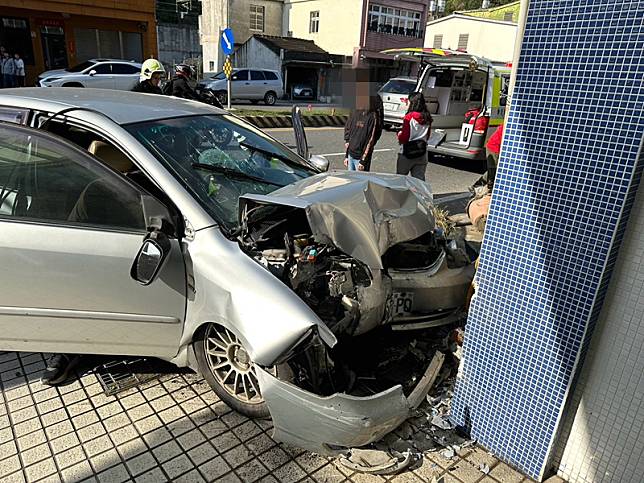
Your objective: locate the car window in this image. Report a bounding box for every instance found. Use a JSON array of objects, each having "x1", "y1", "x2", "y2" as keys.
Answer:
[
  {"x1": 66, "y1": 61, "x2": 95, "y2": 73},
  {"x1": 92, "y1": 64, "x2": 112, "y2": 75},
  {"x1": 264, "y1": 71, "x2": 278, "y2": 81},
  {"x1": 210, "y1": 72, "x2": 226, "y2": 80},
  {"x1": 0, "y1": 125, "x2": 145, "y2": 231},
  {"x1": 380, "y1": 79, "x2": 415, "y2": 94},
  {"x1": 112, "y1": 64, "x2": 140, "y2": 75},
  {"x1": 250, "y1": 70, "x2": 265, "y2": 81},
  {"x1": 125, "y1": 115, "x2": 316, "y2": 229},
  {"x1": 232, "y1": 70, "x2": 248, "y2": 81}
]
